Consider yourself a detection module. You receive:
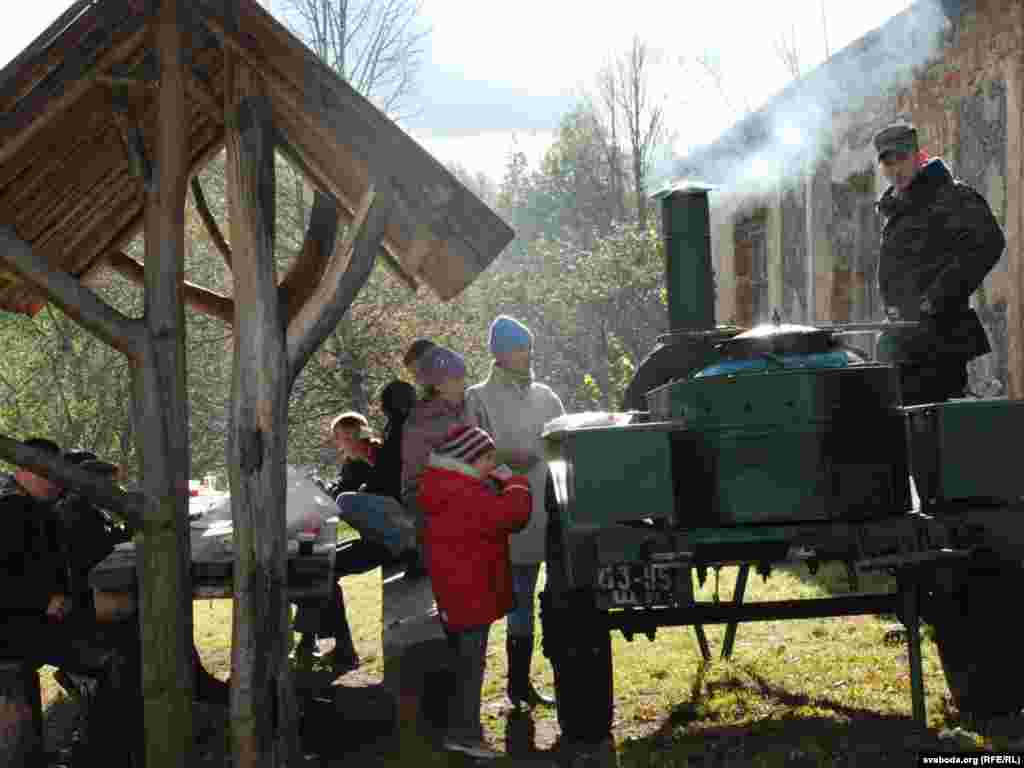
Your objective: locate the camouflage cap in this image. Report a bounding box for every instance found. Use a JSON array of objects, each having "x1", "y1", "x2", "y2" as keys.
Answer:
[
  {"x1": 874, "y1": 123, "x2": 918, "y2": 160},
  {"x1": 79, "y1": 459, "x2": 121, "y2": 478},
  {"x1": 63, "y1": 449, "x2": 98, "y2": 466}
]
